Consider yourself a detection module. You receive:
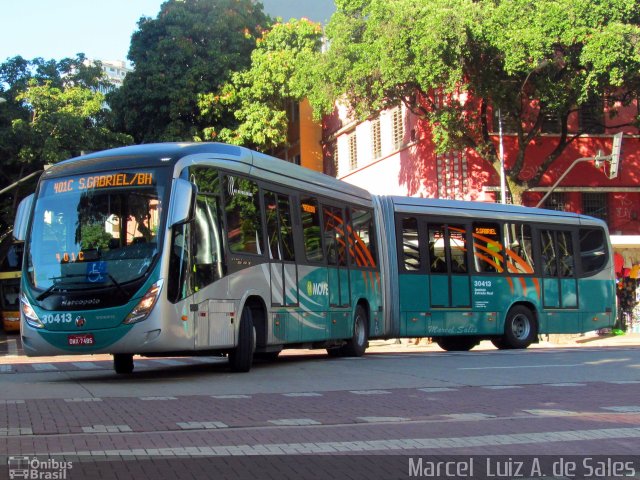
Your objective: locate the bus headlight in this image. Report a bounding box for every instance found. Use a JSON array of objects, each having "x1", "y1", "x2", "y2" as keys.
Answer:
[
  {"x1": 20, "y1": 292, "x2": 44, "y2": 329},
  {"x1": 123, "y1": 280, "x2": 163, "y2": 325}
]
